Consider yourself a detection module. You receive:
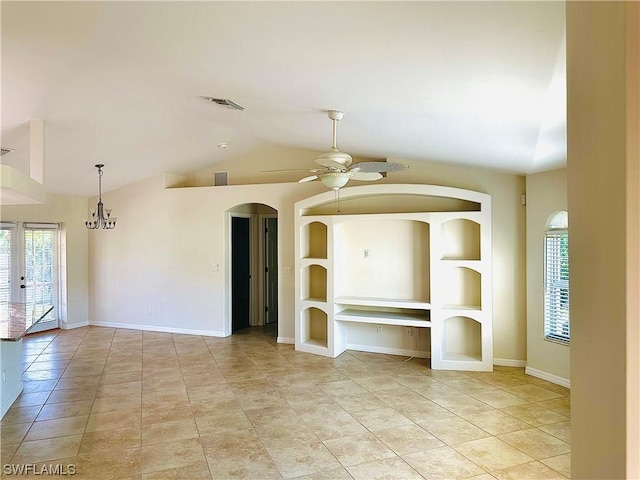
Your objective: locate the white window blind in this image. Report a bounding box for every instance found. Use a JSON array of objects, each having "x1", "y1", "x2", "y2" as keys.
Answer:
[
  {"x1": 23, "y1": 224, "x2": 58, "y2": 312},
  {"x1": 544, "y1": 229, "x2": 569, "y2": 343},
  {"x1": 0, "y1": 223, "x2": 16, "y2": 304}
]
